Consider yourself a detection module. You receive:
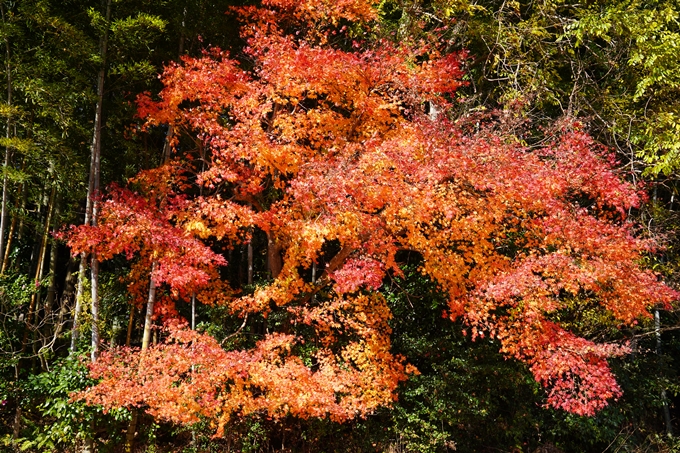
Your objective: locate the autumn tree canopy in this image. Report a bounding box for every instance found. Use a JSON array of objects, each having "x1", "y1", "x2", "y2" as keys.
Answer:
[{"x1": 65, "y1": 0, "x2": 676, "y2": 436}]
